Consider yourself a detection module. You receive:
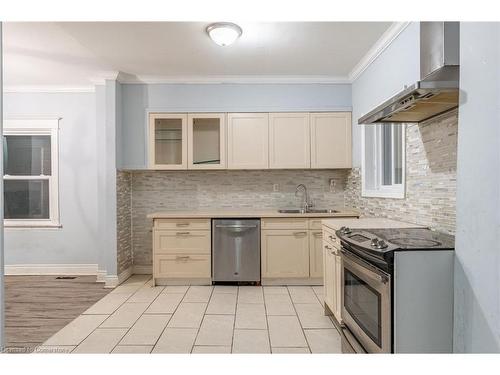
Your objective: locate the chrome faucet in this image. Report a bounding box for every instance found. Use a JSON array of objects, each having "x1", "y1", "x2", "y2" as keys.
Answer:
[{"x1": 295, "y1": 184, "x2": 313, "y2": 212}]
